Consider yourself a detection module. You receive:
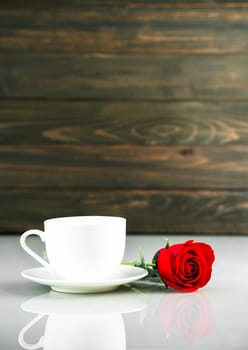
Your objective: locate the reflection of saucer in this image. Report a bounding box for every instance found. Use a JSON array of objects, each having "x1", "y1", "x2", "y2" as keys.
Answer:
[
  {"x1": 21, "y1": 288, "x2": 148, "y2": 315},
  {"x1": 19, "y1": 290, "x2": 148, "y2": 350},
  {"x1": 21, "y1": 265, "x2": 148, "y2": 293}
]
